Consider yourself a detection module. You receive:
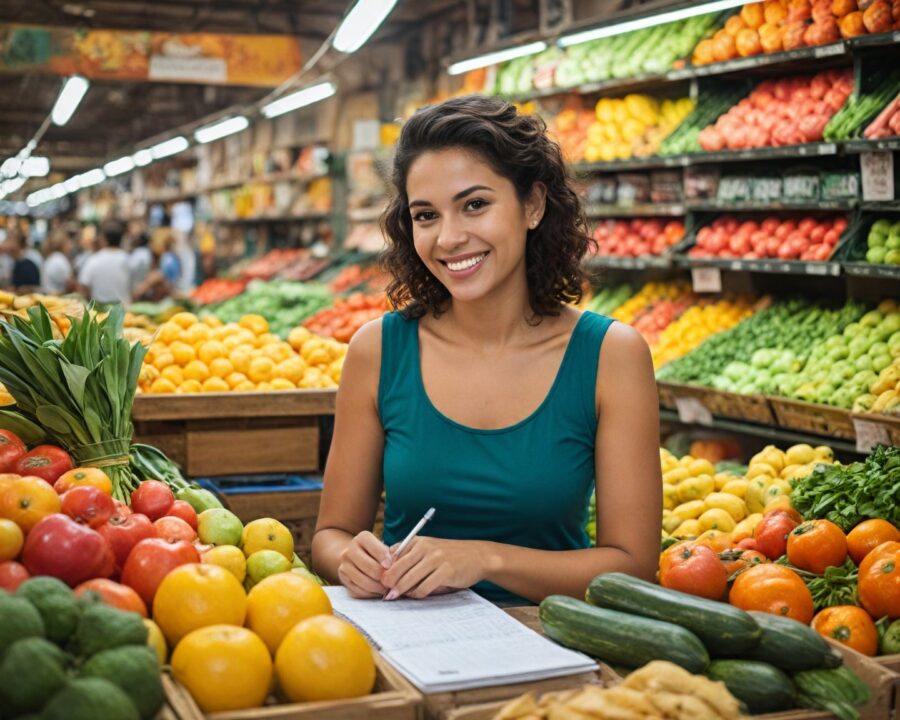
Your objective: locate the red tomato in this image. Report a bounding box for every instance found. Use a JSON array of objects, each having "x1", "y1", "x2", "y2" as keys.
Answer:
[
  {"x1": 823, "y1": 229, "x2": 840, "y2": 245},
  {"x1": 97, "y1": 512, "x2": 155, "y2": 572},
  {"x1": 736, "y1": 537, "x2": 760, "y2": 551},
  {"x1": 0, "y1": 430, "x2": 26, "y2": 472},
  {"x1": 0, "y1": 560, "x2": 30, "y2": 591},
  {"x1": 121, "y1": 538, "x2": 199, "y2": 606},
  {"x1": 60, "y1": 486, "x2": 116, "y2": 528},
  {"x1": 12, "y1": 445, "x2": 74, "y2": 485},
  {"x1": 153, "y1": 515, "x2": 197, "y2": 543},
  {"x1": 659, "y1": 542, "x2": 728, "y2": 600},
  {"x1": 74, "y1": 578, "x2": 148, "y2": 617},
  {"x1": 22, "y1": 513, "x2": 115, "y2": 587},
  {"x1": 129, "y1": 480, "x2": 175, "y2": 521},
  {"x1": 755, "y1": 511, "x2": 799, "y2": 560},
  {"x1": 113, "y1": 500, "x2": 132, "y2": 517},
  {"x1": 166, "y1": 500, "x2": 198, "y2": 530}
]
